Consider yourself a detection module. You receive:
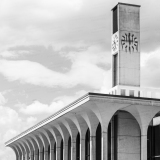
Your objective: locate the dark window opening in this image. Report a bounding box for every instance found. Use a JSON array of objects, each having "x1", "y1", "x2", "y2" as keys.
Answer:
[
  {"x1": 85, "y1": 129, "x2": 90, "y2": 160},
  {"x1": 96, "y1": 123, "x2": 102, "y2": 160},
  {"x1": 129, "y1": 90, "x2": 134, "y2": 97},
  {"x1": 113, "y1": 54, "x2": 118, "y2": 87},
  {"x1": 121, "y1": 89, "x2": 125, "y2": 96},
  {"x1": 148, "y1": 120, "x2": 160, "y2": 160},
  {"x1": 60, "y1": 140, "x2": 63, "y2": 160},
  {"x1": 76, "y1": 133, "x2": 80, "y2": 160},
  {"x1": 108, "y1": 122, "x2": 111, "y2": 160},
  {"x1": 54, "y1": 143, "x2": 56, "y2": 160},
  {"x1": 37, "y1": 149, "x2": 39, "y2": 160},
  {"x1": 108, "y1": 115, "x2": 118, "y2": 160},
  {"x1": 48, "y1": 145, "x2": 50, "y2": 160},
  {"x1": 42, "y1": 147, "x2": 44, "y2": 160},
  {"x1": 114, "y1": 115, "x2": 118, "y2": 160},
  {"x1": 113, "y1": 6, "x2": 118, "y2": 34},
  {"x1": 68, "y1": 137, "x2": 71, "y2": 160}
]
